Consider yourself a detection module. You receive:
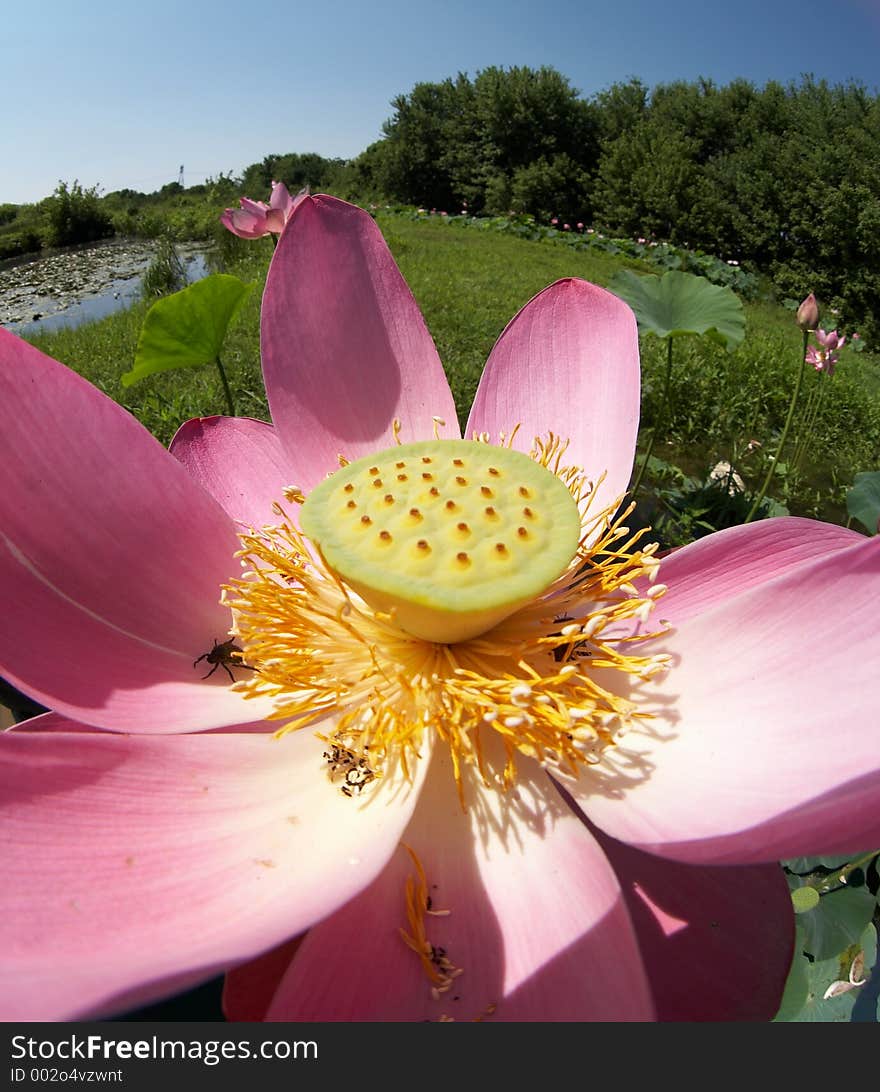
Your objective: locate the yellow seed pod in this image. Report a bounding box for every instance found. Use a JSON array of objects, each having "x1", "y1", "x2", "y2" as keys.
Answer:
[{"x1": 300, "y1": 440, "x2": 581, "y2": 643}]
